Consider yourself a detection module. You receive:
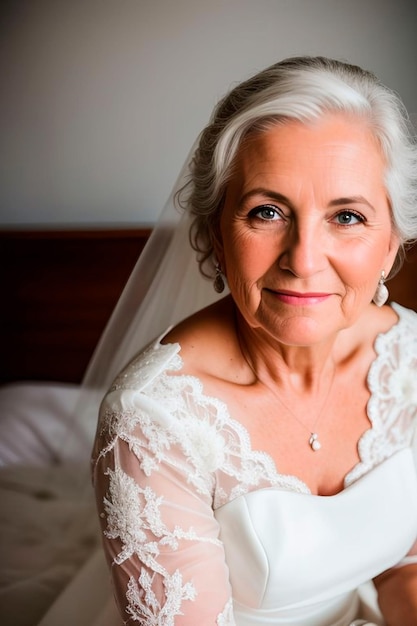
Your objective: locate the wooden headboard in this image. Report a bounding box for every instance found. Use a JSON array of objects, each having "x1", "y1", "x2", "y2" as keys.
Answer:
[
  {"x1": 0, "y1": 228, "x2": 151, "y2": 384},
  {"x1": 0, "y1": 229, "x2": 415, "y2": 384}
]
